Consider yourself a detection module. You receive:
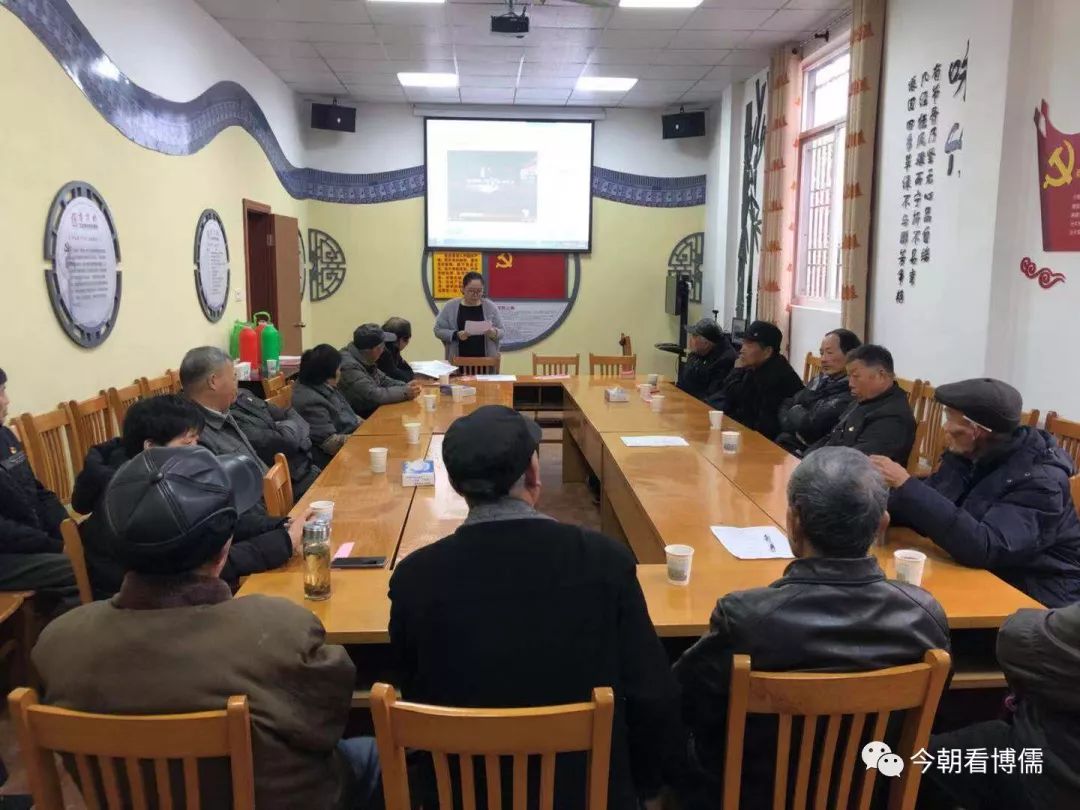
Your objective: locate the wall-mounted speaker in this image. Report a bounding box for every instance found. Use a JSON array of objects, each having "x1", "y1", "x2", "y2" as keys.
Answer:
[
  {"x1": 311, "y1": 102, "x2": 356, "y2": 133},
  {"x1": 662, "y1": 110, "x2": 706, "y2": 140}
]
